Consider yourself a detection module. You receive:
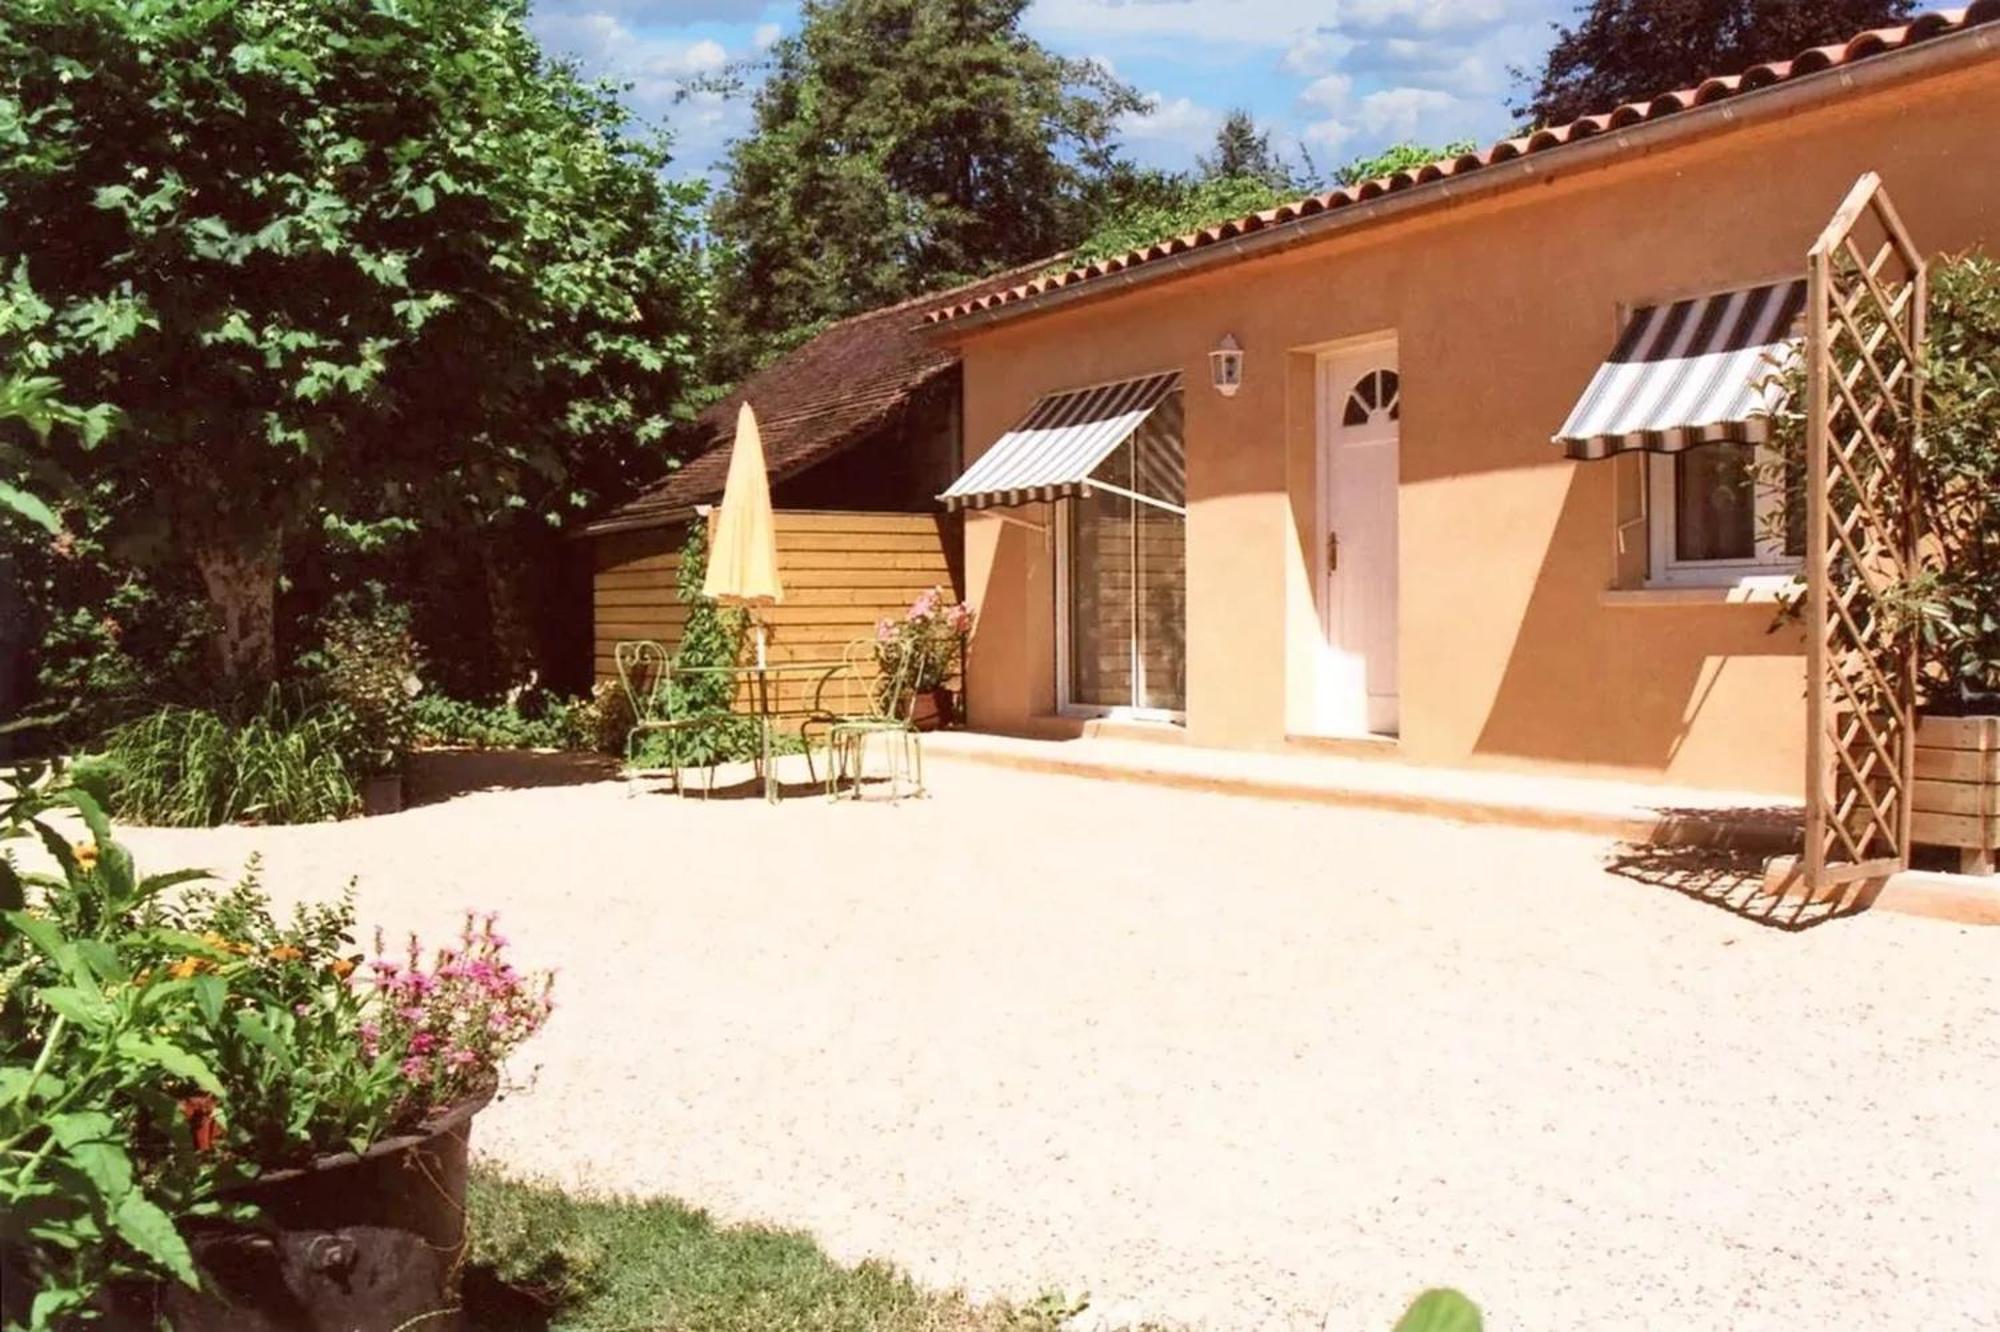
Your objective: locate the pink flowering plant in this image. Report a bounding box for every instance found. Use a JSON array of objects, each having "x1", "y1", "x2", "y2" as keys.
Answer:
[
  {"x1": 151, "y1": 870, "x2": 553, "y2": 1168},
  {"x1": 873, "y1": 585, "x2": 974, "y2": 698},
  {"x1": 366, "y1": 912, "x2": 555, "y2": 1117}
]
